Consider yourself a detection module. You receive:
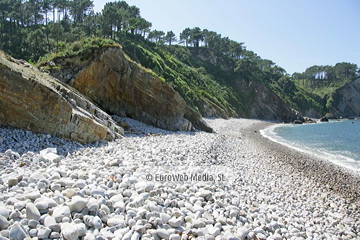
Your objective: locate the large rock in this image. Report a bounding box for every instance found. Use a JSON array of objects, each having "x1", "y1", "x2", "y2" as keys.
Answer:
[
  {"x1": 233, "y1": 80, "x2": 300, "y2": 122},
  {"x1": 48, "y1": 46, "x2": 213, "y2": 132},
  {"x1": 0, "y1": 51, "x2": 123, "y2": 143},
  {"x1": 327, "y1": 77, "x2": 360, "y2": 118},
  {"x1": 319, "y1": 116, "x2": 329, "y2": 122}
]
